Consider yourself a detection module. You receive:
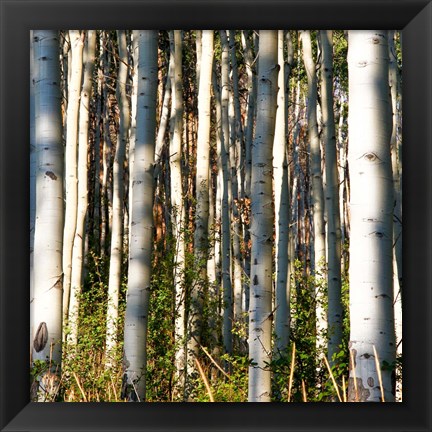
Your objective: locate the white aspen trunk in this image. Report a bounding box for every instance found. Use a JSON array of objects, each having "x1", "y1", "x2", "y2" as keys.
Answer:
[
  {"x1": 347, "y1": 30, "x2": 395, "y2": 402},
  {"x1": 32, "y1": 30, "x2": 64, "y2": 400},
  {"x1": 169, "y1": 30, "x2": 187, "y2": 396},
  {"x1": 30, "y1": 30, "x2": 36, "y2": 352},
  {"x1": 241, "y1": 30, "x2": 256, "y2": 200},
  {"x1": 68, "y1": 31, "x2": 96, "y2": 345},
  {"x1": 123, "y1": 30, "x2": 158, "y2": 402},
  {"x1": 228, "y1": 31, "x2": 244, "y2": 331},
  {"x1": 220, "y1": 30, "x2": 233, "y2": 357},
  {"x1": 248, "y1": 30, "x2": 278, "y2": 403},
  {"x1": 301, "y1": 30, "x2": 327, "y2": 351},
  {"x1": 62, "y1": 30, "x2": 83, "y2": 329},
  {"x1": 128, "y1": 32, "x2": 138, "y2": 235},
  {"x1": 106, "y1": 30, "x2": 130, "y2": 365},
  {"x1": 188, "y1": 30, "x2": 214, "y2": 368},
  {"x1": 241, "y1": 30, "x2": 257, "y2": 316},
  {"x1": 388, "y1": 30, "x2": 402, "y2": 402},
  {"x1": 155, "y1": 60, "x2": 172, "y2": 164},
  {"x1": 273, "y1": 30, "x2": 291, "y2": 355},
  {"x1": 320, "y1": 30, "x2": 343, "y2": 364},
  {"x1": 93, "y1": 35, "x2": 104, "y2": 253}
]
